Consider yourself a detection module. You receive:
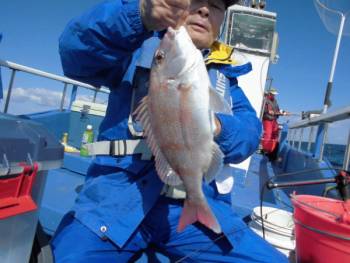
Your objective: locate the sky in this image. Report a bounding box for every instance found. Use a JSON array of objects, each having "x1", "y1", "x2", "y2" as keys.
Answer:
[{"x1": 0, "y1": 0, "x2": 349, "y2": 144}]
